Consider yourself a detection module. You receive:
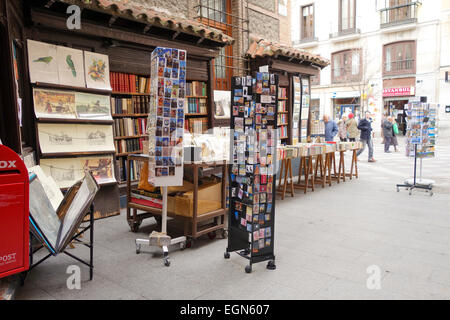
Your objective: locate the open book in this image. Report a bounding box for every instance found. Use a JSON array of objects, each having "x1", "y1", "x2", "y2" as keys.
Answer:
[{"x1": 29, "y1": 171, "x2": 99, "y2": 254}]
